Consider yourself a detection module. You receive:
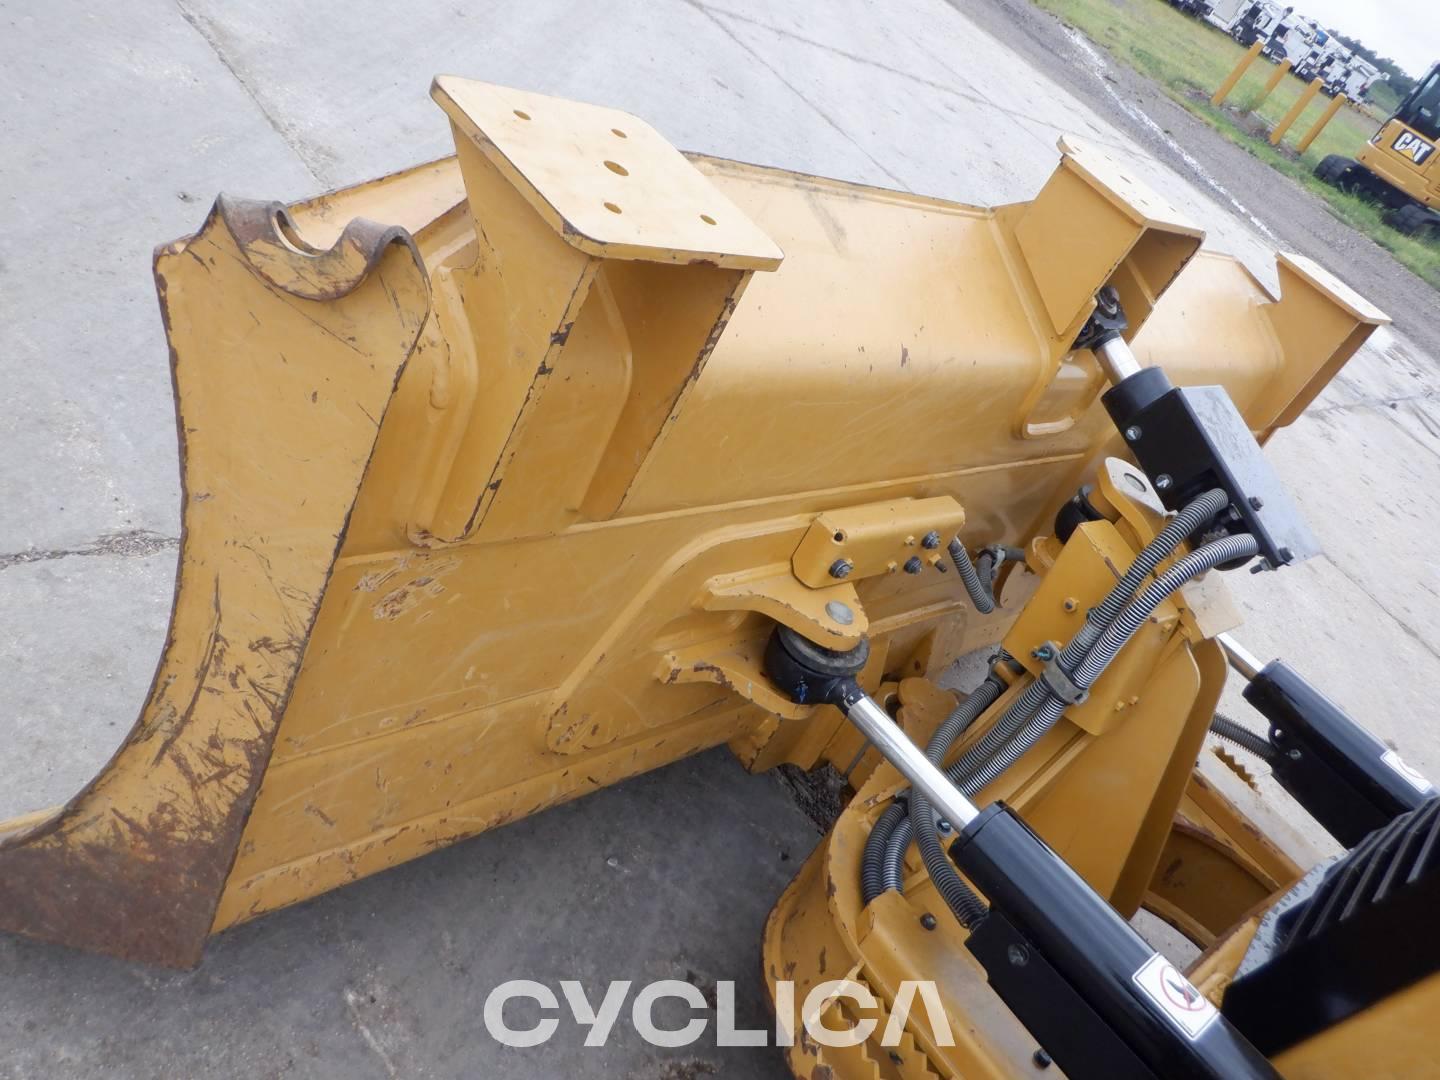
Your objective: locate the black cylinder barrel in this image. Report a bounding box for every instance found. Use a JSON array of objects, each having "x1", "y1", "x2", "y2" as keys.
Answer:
[
  {"x1": 953, "y1": 804, "x2": 1277, "y2": 1080},
  {"x1": 1245, "y1": 660, "x2": 1434, "y2": 846},
  {"x1": 1101, "y1": 365, "x2": 1175, "y2": 431}
]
